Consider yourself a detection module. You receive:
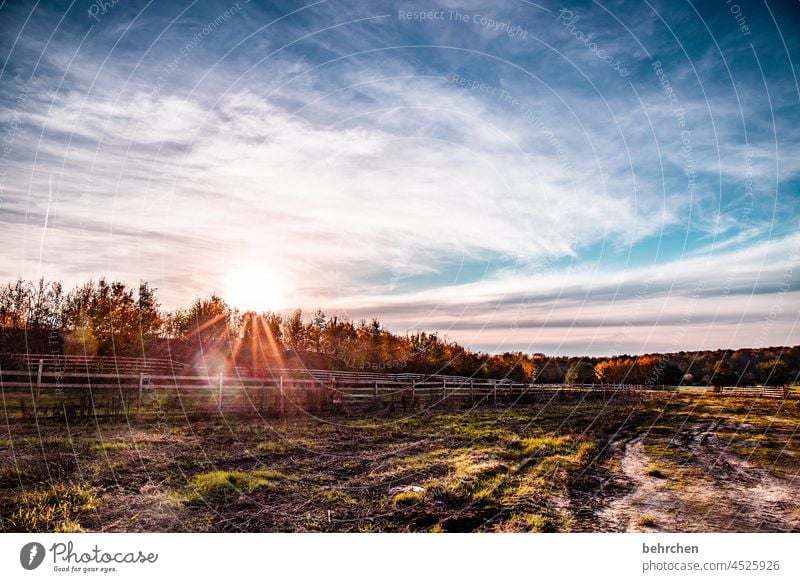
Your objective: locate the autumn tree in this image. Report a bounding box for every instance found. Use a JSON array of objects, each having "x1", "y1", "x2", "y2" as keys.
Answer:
[
  {"x1": 566, "y1": 361, "x2": 596, "y2": 384},
  {"x1": 594, "y1": 358, "x2": 628, "y2": 383},
  {"x1": 282, "y1": 309, "x2": 307, "y2": 353}
]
